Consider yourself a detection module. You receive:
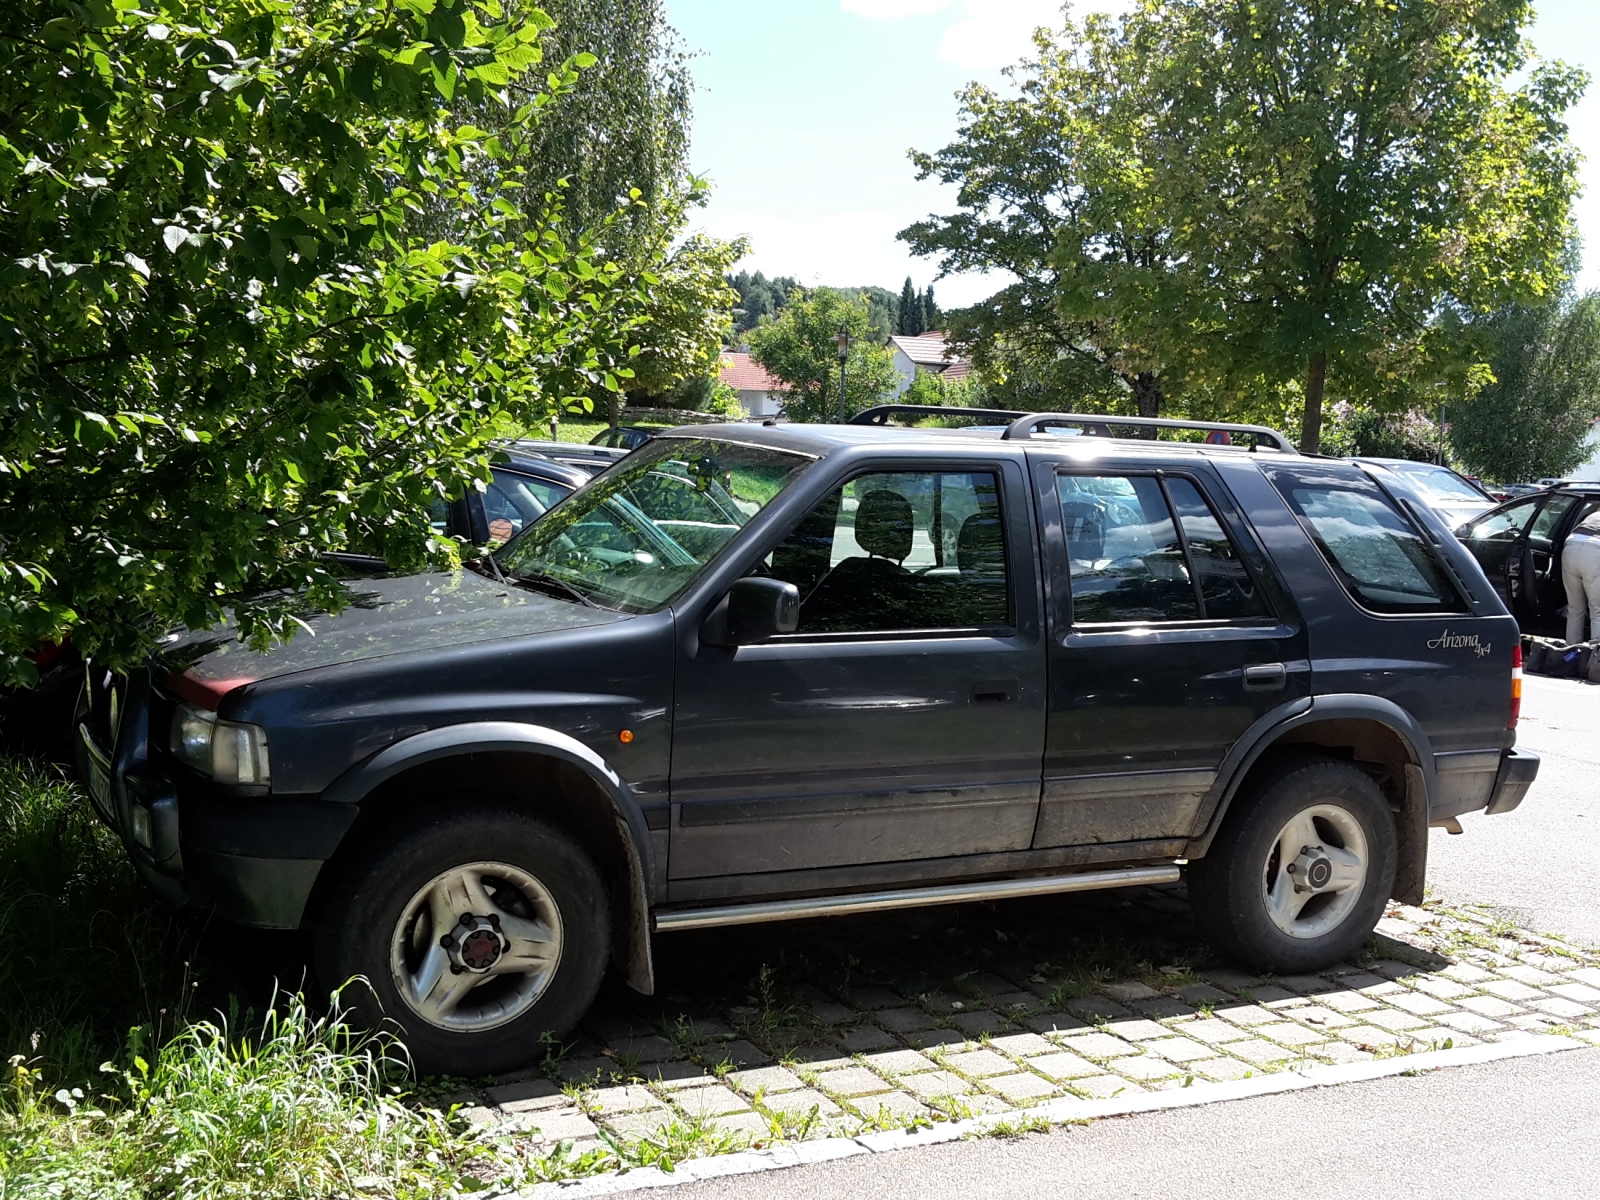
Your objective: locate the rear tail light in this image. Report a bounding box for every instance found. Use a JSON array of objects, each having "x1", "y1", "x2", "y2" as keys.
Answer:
[{"x1": 1509, "y1": 644, "x2": 1523, "y2": 729}]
